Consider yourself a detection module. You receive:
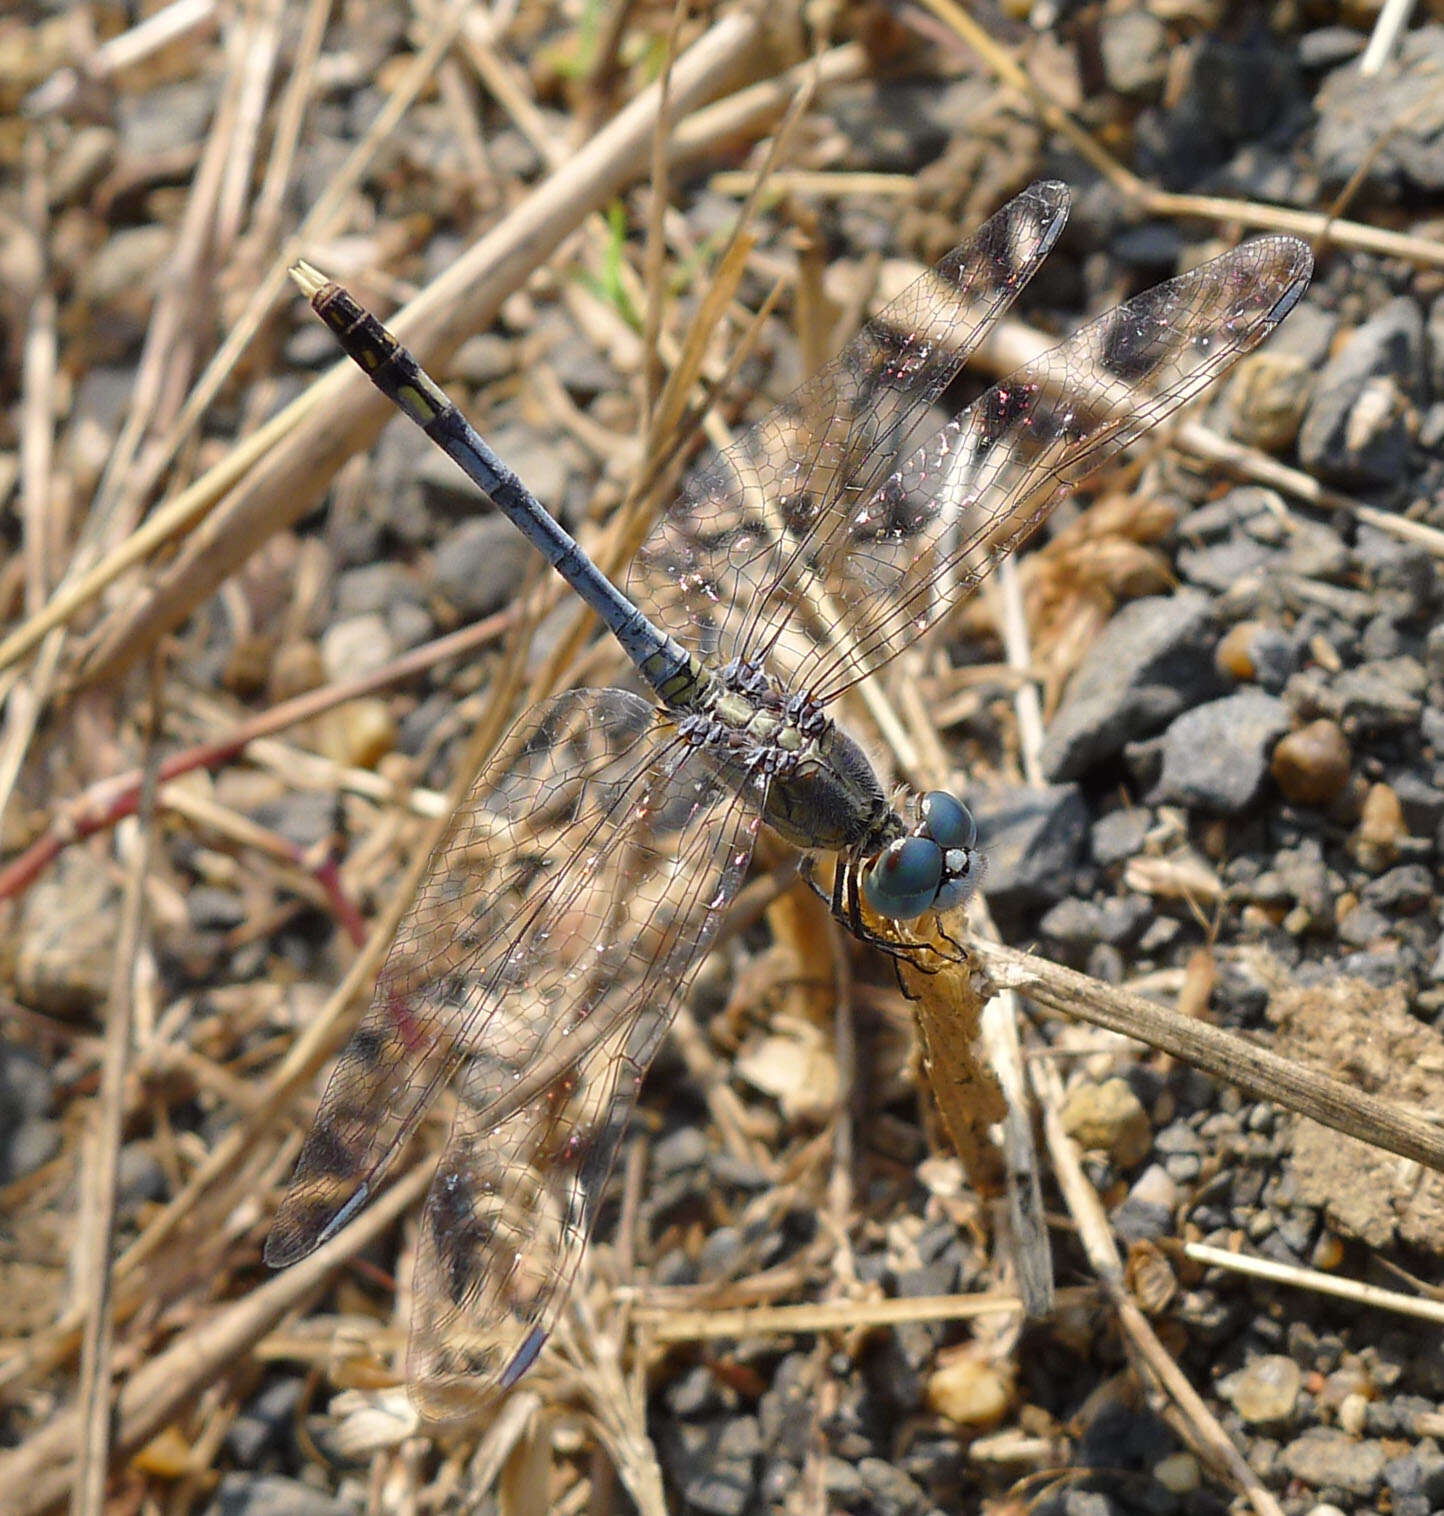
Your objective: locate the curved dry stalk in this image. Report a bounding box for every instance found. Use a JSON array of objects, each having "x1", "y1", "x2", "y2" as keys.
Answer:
[{"x1": 977, "y1": 938, "x2": 1444, "y2": 1173}]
